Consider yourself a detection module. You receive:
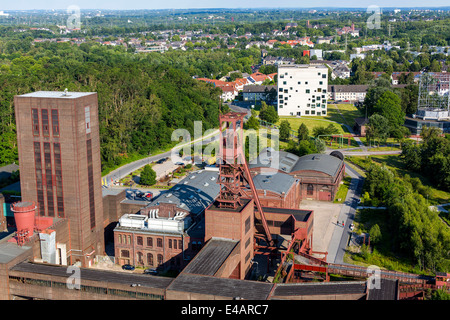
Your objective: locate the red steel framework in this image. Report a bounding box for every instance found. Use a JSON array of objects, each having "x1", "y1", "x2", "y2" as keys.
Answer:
[{"x1": 216, "y1": 112, "x2": 274, "y2": 246}]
